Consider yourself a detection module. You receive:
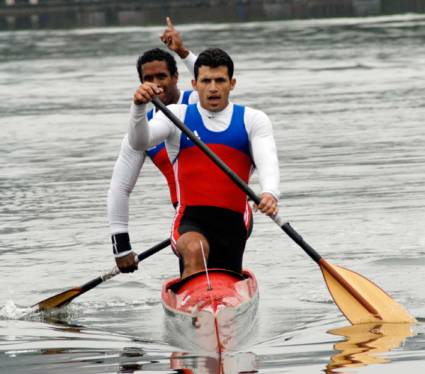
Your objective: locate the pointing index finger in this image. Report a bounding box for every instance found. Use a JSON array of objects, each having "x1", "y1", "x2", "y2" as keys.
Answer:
[{"x1": 166, "y1": 16, "x2": 175, "y2": 30}]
